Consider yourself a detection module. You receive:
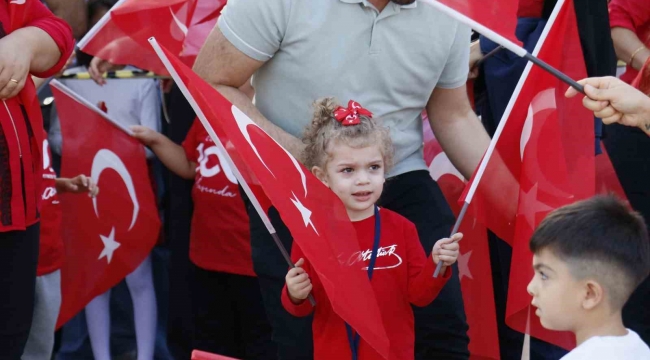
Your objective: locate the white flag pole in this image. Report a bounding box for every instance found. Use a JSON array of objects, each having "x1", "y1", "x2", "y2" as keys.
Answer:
[
  {"x1": 431, "y1": 0, "x2": 568, "y2": 277},
  {"x1": 148, "y1": 37, "x2": 314, "y2": 304},
  {"x1": 419, "y1": 0, "x2": 583, "y2": 94}
]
